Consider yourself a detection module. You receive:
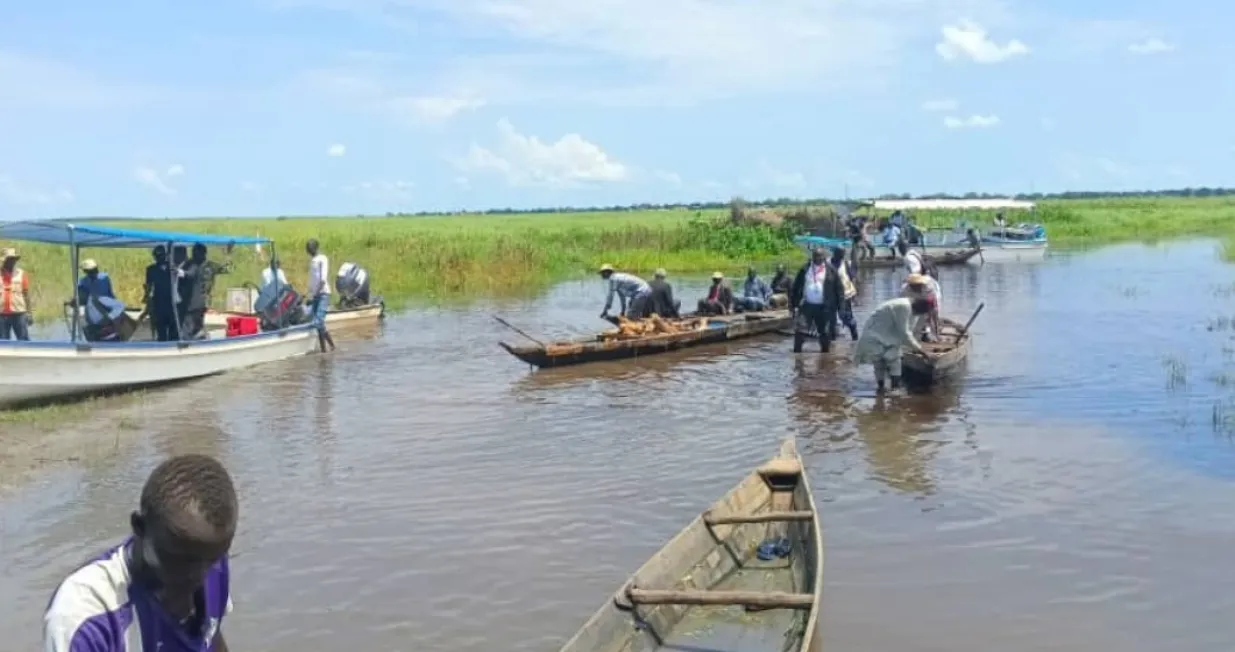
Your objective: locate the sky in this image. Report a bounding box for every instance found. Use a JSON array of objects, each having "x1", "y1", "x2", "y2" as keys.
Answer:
[{"x1": 0, "y1": 0, "x2": 1230, "y2": 218}]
